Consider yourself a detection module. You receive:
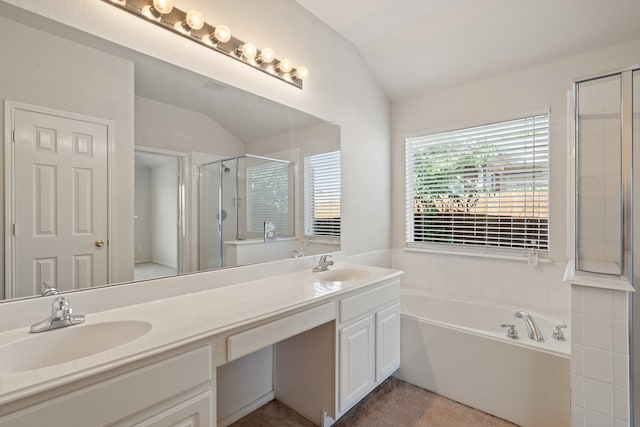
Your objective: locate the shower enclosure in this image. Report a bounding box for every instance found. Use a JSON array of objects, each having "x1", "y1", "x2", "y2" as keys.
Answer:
[
  {"x1": 198, "y1": 154, "x2": 294, "y2": 270},
  {"x1": 575, "y1": 67, "x2": 640, "y2": 424}
]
